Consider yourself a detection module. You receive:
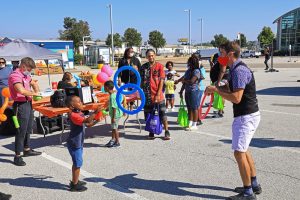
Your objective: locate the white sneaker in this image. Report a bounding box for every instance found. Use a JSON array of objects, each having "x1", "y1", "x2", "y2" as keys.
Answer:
[
  {"x1": 171, "y1": 108, "x2": 175, "y2": 112},
  {"x1": 190, "y1": 126, "x2": 198, "y2": 131},
  {"x1": 165, "y1": 109, "x2": 169, "y2": 113},
  {"x1": 185, "y1": 127, "x2": 192, "y2": 131}
]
